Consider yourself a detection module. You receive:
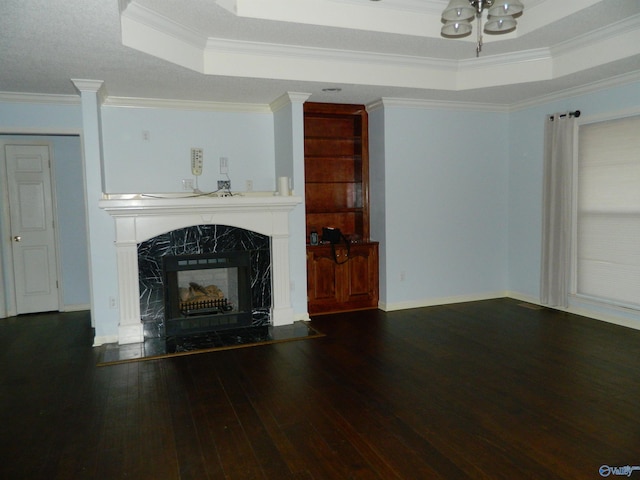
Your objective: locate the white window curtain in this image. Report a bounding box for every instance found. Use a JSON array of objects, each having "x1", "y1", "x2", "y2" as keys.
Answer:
[{"x1": 540, "y1": 113, "x2": 577, "y2": 308}]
